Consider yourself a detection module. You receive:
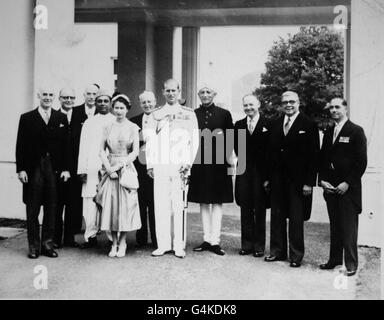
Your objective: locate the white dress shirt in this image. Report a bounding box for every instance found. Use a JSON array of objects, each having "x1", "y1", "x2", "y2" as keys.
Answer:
[{"x1": 247, "y1": 113, "x2": 260, "y2": 134}]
